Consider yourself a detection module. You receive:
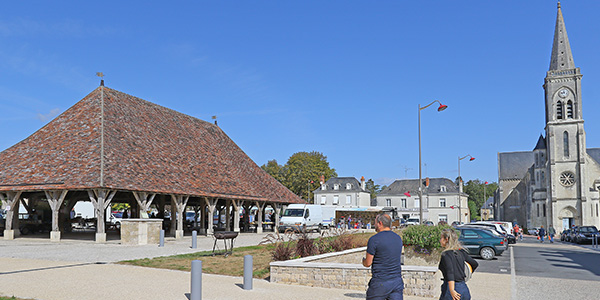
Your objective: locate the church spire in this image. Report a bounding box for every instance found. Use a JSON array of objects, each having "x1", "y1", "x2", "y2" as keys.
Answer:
[{"x1": 549, "y1": 2, "x2": 575, "y2": 71}]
